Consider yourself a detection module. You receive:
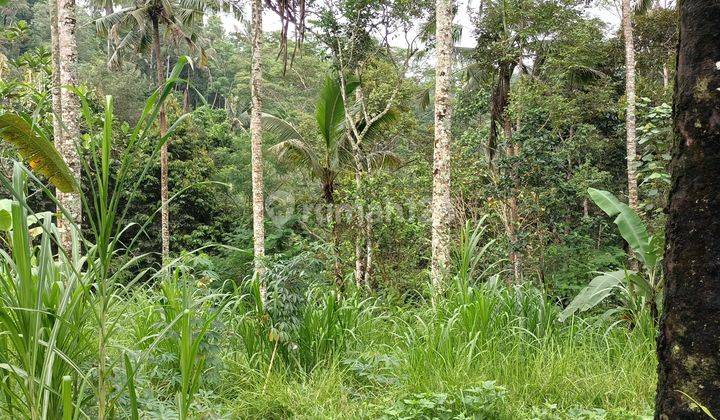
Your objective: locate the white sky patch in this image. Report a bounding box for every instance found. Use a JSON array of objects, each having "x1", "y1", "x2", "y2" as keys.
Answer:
[{"x1": 216, "y1": 0, "x2": 621, "y2": 49}]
